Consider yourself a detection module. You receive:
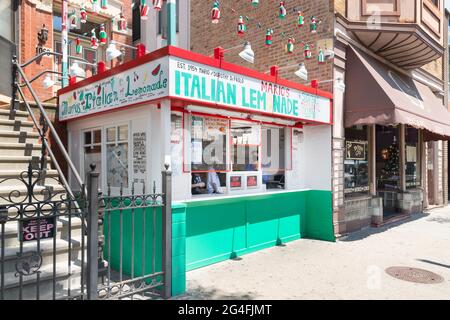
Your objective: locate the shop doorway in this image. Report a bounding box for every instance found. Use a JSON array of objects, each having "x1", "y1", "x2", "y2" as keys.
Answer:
[{"x1": 376, "y1": 125, "x2": 401, "y2": 216}]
